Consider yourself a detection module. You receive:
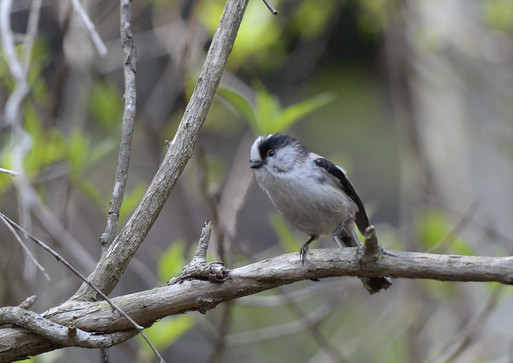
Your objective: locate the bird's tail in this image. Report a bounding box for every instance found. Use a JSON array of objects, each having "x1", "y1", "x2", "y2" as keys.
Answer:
[{"x1": 338, "y1": 230, "x2": 392, "y2": 295}]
